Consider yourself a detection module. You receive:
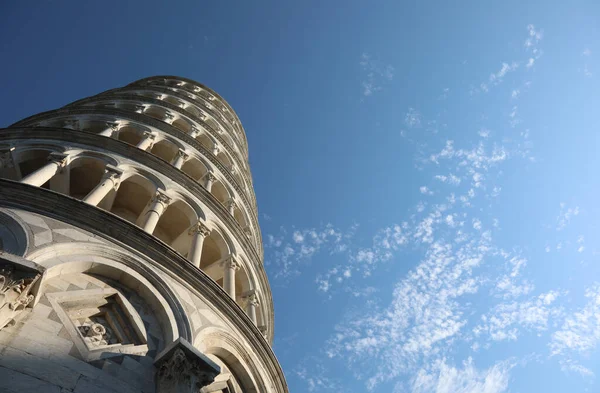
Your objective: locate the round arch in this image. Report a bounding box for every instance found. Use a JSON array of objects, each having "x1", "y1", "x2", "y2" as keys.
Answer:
[{"x1": 26, "y1": 242, "x2": 193, "y2": 344}]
